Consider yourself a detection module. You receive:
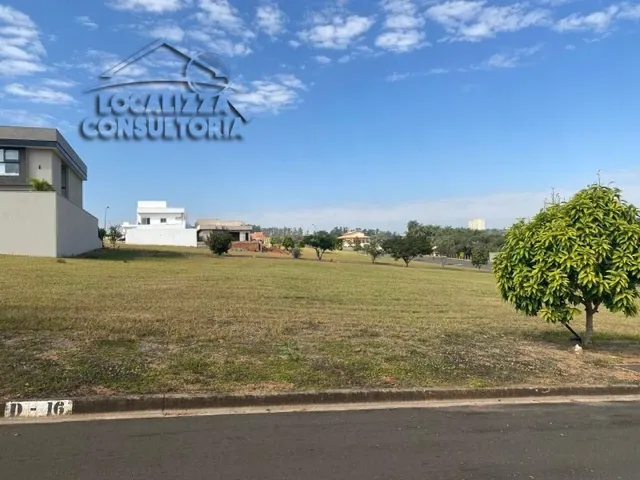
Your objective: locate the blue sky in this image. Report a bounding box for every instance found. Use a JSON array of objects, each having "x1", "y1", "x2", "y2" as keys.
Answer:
[{"x1": 1, "y1": 0, "x2": 639, "y2": 231}]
